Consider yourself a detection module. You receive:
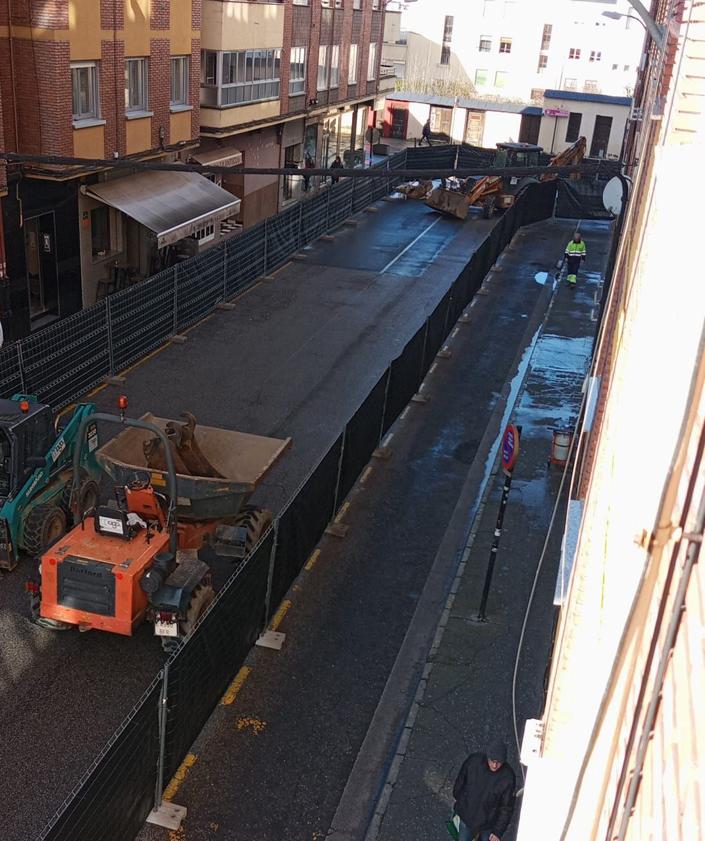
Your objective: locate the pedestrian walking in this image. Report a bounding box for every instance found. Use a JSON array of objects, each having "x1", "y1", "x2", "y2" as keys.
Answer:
[
  {"x1": 564, "y1": 231, "x2": 586, "y2": 288},
  {"x1": 303, "y1": 152, "x2": 315, "y2": 192},
  {"x1": 451, "y1": 739, "x2": 516, "y2": 841},
  {"x1": 422, "y1": 118, "x2": 432, "y2": 146},
  {"x1": 330, "y1": 154, "x2": 344, "y2": 184}
]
